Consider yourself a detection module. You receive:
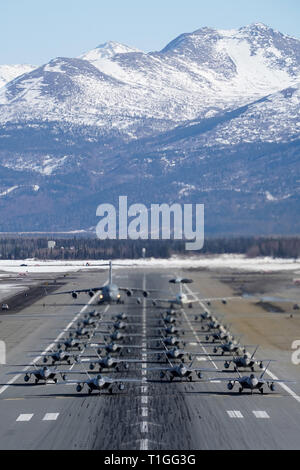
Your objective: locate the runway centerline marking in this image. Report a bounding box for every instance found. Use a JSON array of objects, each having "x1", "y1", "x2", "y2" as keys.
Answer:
[
  {"x1": 140, "y1": 439, "x2": 149, "y2": 450},
  {"x1": 141, "y1": 422, "x2": 148, "y2": 433},
  {"x1": 140, "y1": 273, "x2": 149, "y2": 450}
]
